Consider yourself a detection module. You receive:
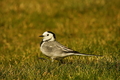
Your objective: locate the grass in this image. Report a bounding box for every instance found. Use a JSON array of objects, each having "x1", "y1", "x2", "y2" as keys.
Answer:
[{"x1": 0, "y1": 0, "x2": 120, "y2": 80}]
